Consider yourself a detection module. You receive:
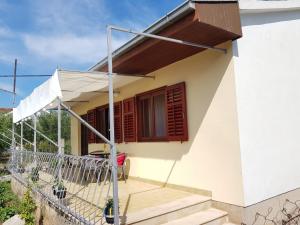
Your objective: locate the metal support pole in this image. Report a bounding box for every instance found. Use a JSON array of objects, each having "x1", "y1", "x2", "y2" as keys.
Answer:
[
  {"x1": 21, "y1": 121, "x2": 23, "y2": 151},
  {"x1": 12, "y1": 121, "x2": 15, "y2": 148},
  {"x1": 57, "y1": 99, "x2": 62, "y2": 181},
  {"x1": 60, "y1": 102, "x2": 112, "y2": 145},
  {"x1": 107, "y1": 25, "x2": 120, "y2": 225},
  {"x1": 34, "y1": 114, "x2": 37, "y2": 153},
  {"x1": 24, "y1": 121, "x2": 58, "y2": 147},
  {"x1": 7, "y1": 129, "x2": 33, "y2": 147},
  {"x1": 58, "y1": 99, "x2": 62, "y2": 155},
  {"x1": 110, "y1": 25, "x2": 227, "y2": 54}
]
